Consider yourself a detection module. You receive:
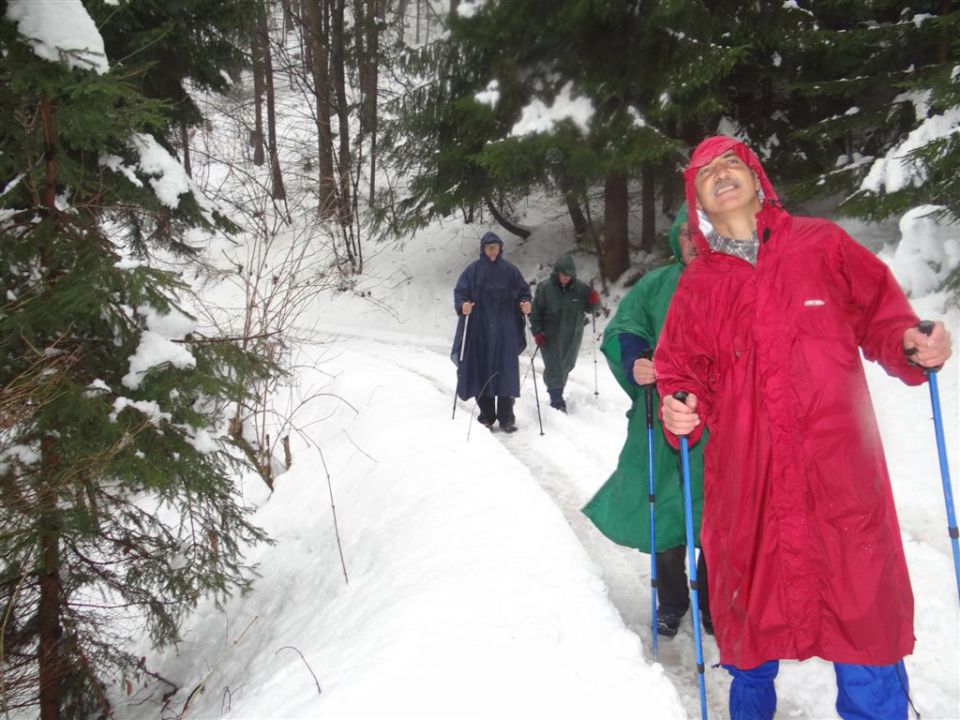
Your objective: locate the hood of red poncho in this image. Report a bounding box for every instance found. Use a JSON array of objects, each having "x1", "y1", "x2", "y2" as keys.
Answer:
[{"x1": 682, "y1": 136, "x2": 781, "y2": 255}]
